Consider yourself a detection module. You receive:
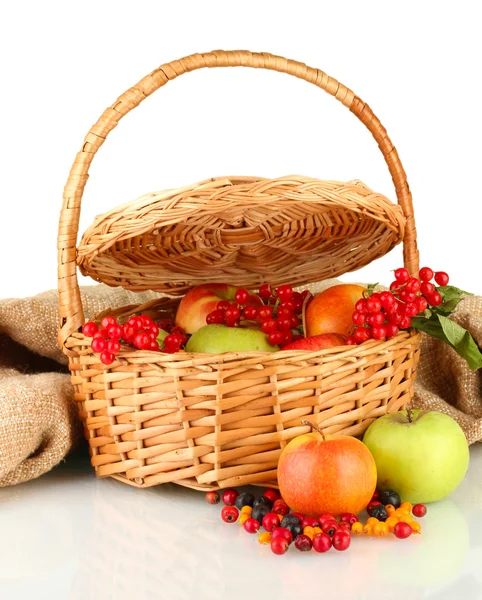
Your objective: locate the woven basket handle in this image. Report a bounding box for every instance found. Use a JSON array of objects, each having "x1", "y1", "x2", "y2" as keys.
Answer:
[{"x1": 58, "y1": 50, "x2": 419, "y2": 347}]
